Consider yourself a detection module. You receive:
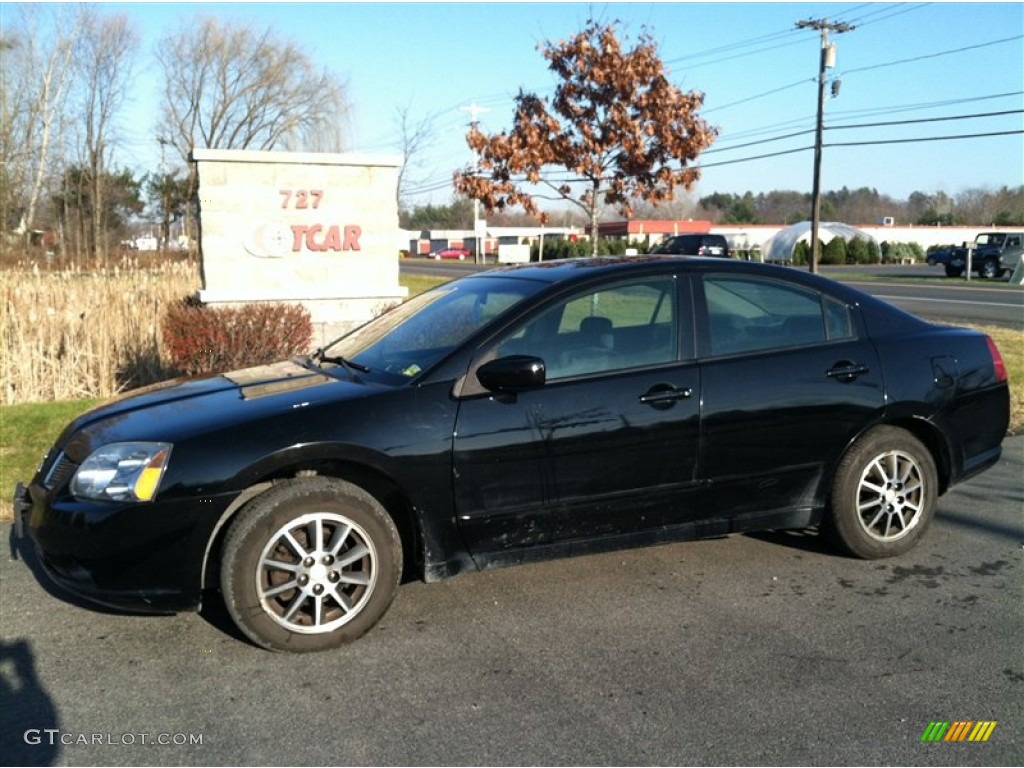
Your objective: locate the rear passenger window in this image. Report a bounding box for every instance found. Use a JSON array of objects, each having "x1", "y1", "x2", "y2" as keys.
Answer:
[
  {"x1": 704, "y1": 276, "x2": 853, "y2": 356},
  {"x1": 823, "y1": 296, "x2": 854, "y2": 340}
]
